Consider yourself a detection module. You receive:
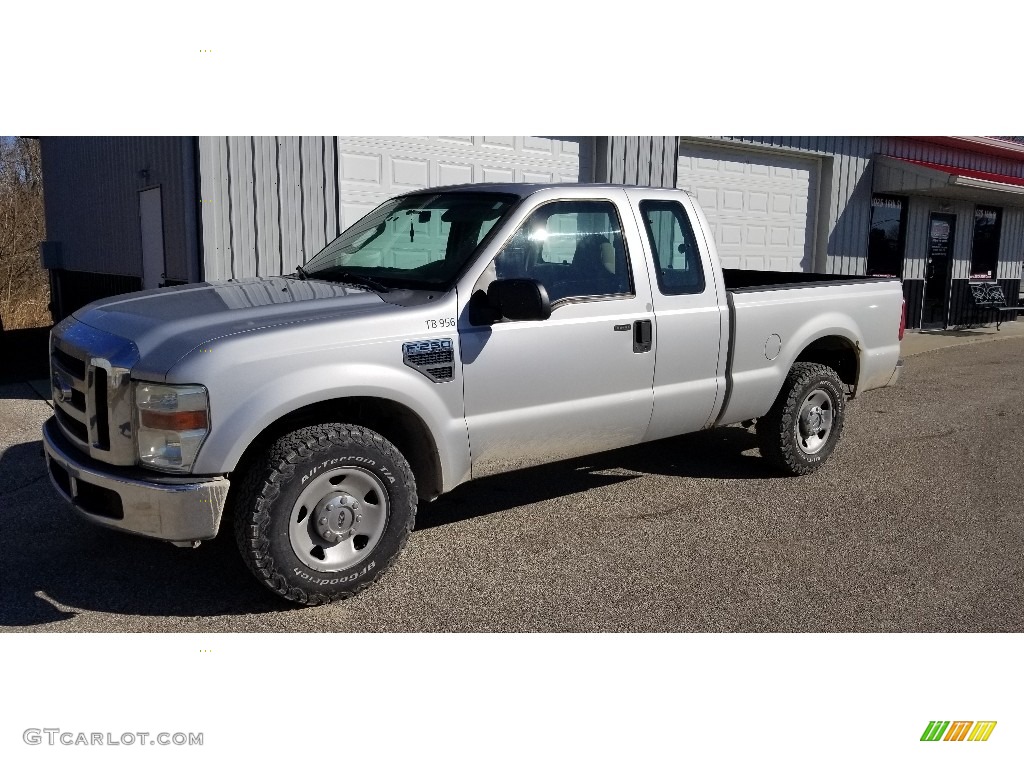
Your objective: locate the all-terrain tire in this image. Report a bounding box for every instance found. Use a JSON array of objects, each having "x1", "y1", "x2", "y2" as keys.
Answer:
[
  {"x1": 757, "y1": 362, "x2": 846, "y2": 476},
  {"x1": 233, "y1": 423, "x2": 417, "y2": 605}
]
